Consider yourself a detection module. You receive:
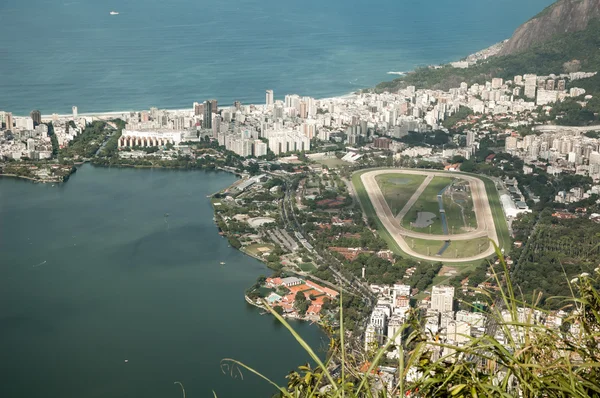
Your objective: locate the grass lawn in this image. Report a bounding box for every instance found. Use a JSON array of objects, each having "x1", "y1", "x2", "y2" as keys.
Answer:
[
  {"x1": 352, "y1": 170, "x2": 406, "y2": 257},
  {"x1": 244, "y1": 243, "x2": 275, "y2": 258},
  {"x1": 408, "y1": 238, "x2": 448, "y2": 257},
  {"x1": 316, "y1": 158, "x2": 349, "y2": 169},
  {"x1": 299, "y1": 262, "x2": 317, "y2": 272},
  {"x1": 352, "y1": 168, "x2": 509, "y2": 267},
  {"x1": 401, "y1": 176, "x2": 454, "y2": 234},
  {"x1": 408, "y1": 236, "x2": 490, "y2": 259},
  {"x1": 443, "y1": 237, "x2": 490, "y2": 259},
  {"x1": 375, "y1": 173, "x2": 427, "y2": 216},
  {"x1": 481, "y1": 177, "x2": 511, "y2": 255},
  {"x1": 442, "y1": 181, "x2": 477, "y2": 233}
]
